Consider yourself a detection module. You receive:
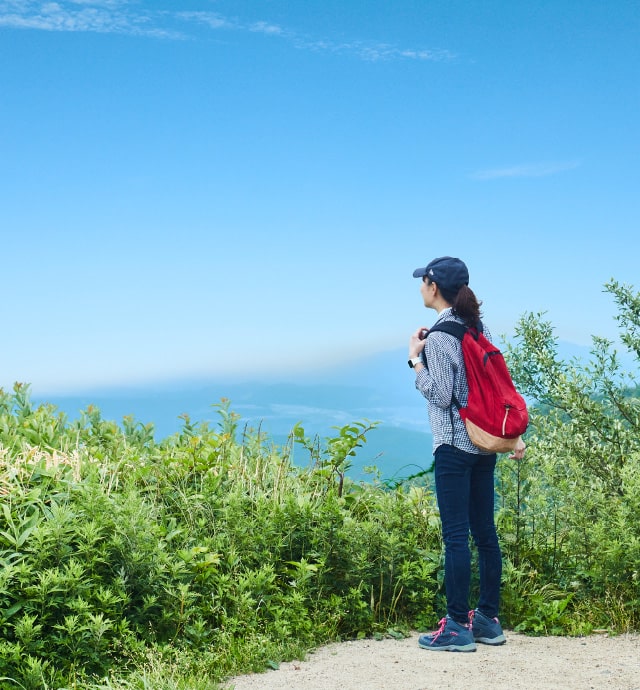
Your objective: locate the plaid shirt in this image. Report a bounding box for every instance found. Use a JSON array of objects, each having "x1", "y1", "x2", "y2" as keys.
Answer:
[{"x1": 415, "y1": 307, "x2": 493, "y2": 455}]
